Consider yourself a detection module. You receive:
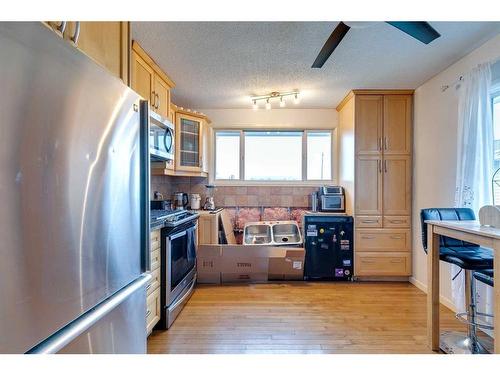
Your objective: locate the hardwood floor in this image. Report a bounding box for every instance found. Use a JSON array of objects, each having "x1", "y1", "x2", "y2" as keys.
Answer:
[{"x1": 147, "y1": 281, "x2": 465, "y2": 354}]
